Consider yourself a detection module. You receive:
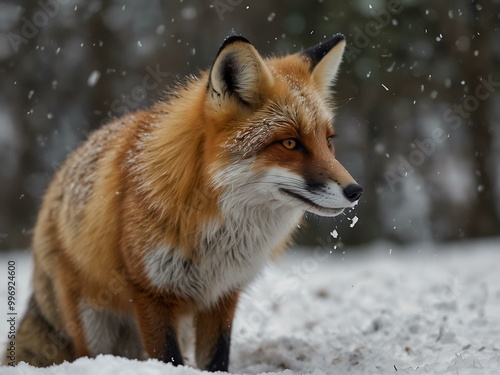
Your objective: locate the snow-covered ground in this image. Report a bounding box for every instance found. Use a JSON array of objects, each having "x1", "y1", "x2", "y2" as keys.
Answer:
[{"x1": 1, "y1": 239, "x2": 499, "y2": 375}]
